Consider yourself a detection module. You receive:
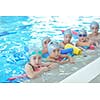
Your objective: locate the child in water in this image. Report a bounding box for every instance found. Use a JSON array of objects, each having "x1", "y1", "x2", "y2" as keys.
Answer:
[
  {"x1": 76, "y1": 29, "x2": 94, "y2": 49},
  {"x1": 25, "y1": 54, "x2": 56, "y2": 79},
  {"x1": 42, "y1": 36, "x2": 51, "y2": 58},
  {"x1": 47, "y1": 41, "x2": 75, "y2": 64},
  {"x1": 60, "y1": 29, "x2": 73, "y2": 48},
  {"x1": 88, "y1": 21, "x2": 100, "y2": 47},
  {"x1": 59, "y1": 29, "x2": 74, "y2": 55}
]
